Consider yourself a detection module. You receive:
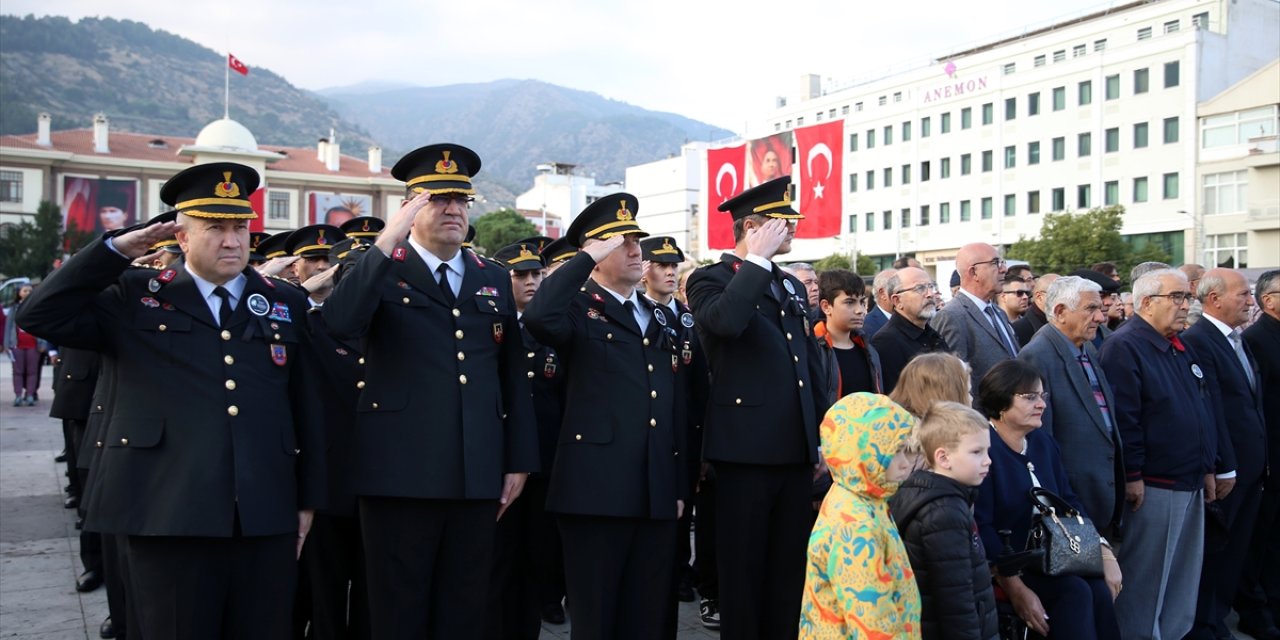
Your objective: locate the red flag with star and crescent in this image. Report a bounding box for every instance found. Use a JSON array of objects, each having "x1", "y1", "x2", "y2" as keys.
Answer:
[
  {"x1": 228, "y1": 53, "x2": 249, "y2": 76},
  {"x1": 794, "y1": 121, "x2": 843, "y2": 238},
  {"x1": 705, "y1": 144, "x2": 746, "y2": 250}
]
